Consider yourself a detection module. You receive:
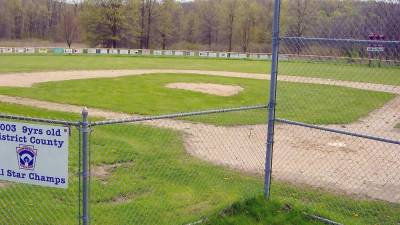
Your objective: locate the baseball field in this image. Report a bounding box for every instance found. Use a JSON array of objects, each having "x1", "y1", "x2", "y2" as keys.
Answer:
[{"x1": 0, "y1": 55, "x2": 399, "y2": 224}]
